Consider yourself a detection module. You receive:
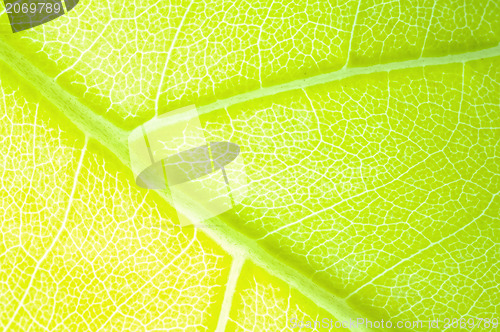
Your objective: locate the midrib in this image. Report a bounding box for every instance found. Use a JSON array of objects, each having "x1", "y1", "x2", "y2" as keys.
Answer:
[{"x1": 1, "y1": 37, "x2": 499, "y2": 331}]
